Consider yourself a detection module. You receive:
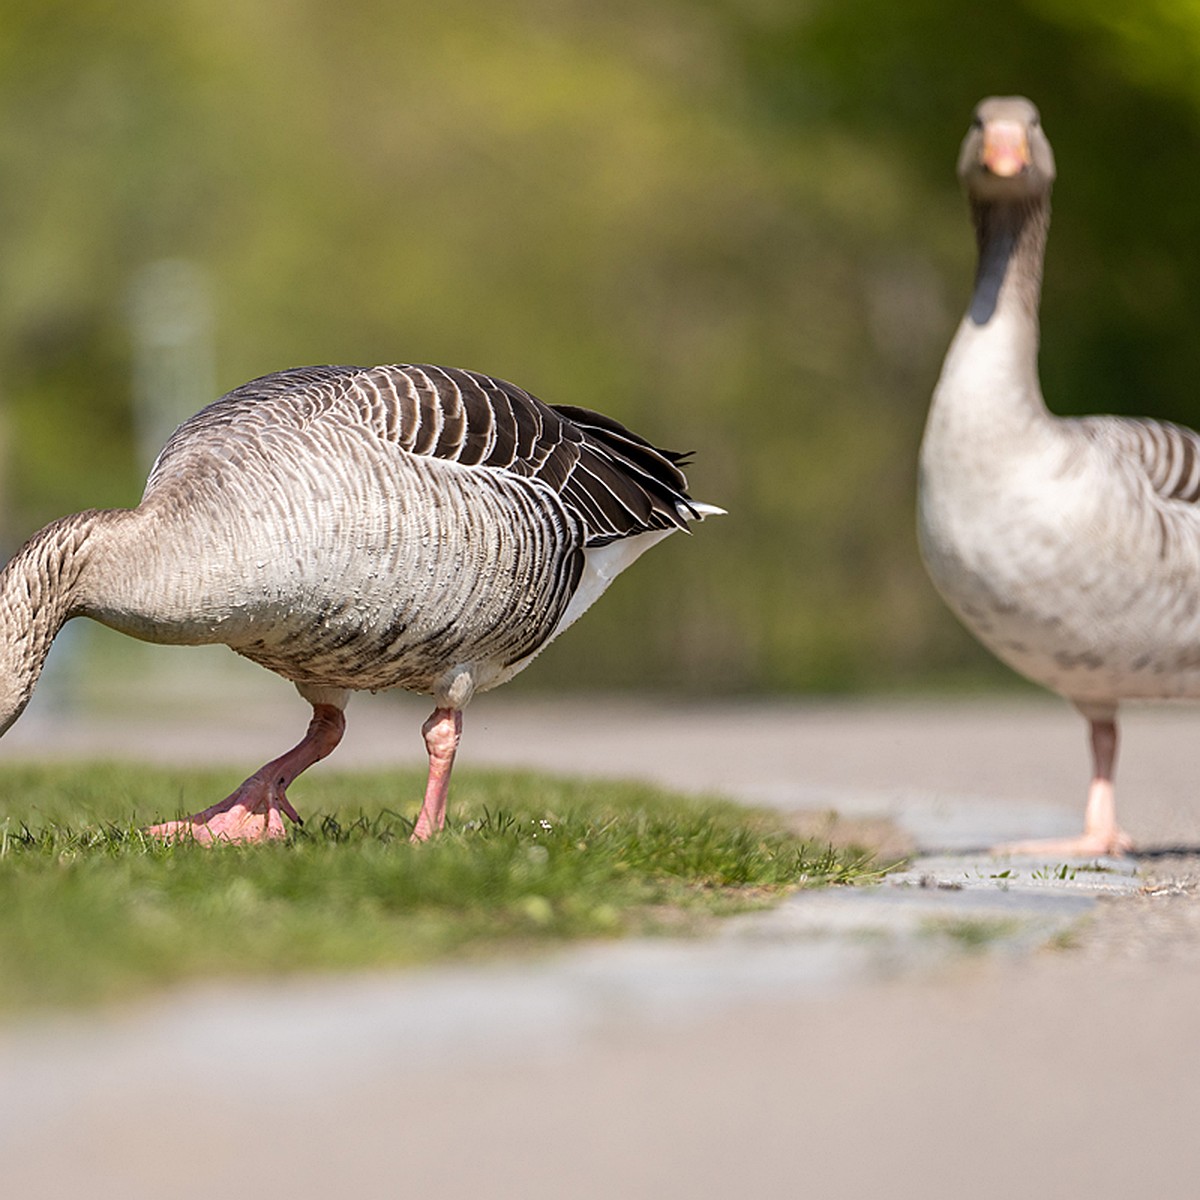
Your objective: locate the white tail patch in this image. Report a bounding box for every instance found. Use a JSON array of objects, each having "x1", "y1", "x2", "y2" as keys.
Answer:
[
  {"x1": 553, "y1": 530, "x2": 675, "y2": 640},
  {"x1": 490, "y1": 500, "x2": 724, "y2": 690},
  {"x1": 556, "y1": 500, "x2": 724, "y2": 638}
]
